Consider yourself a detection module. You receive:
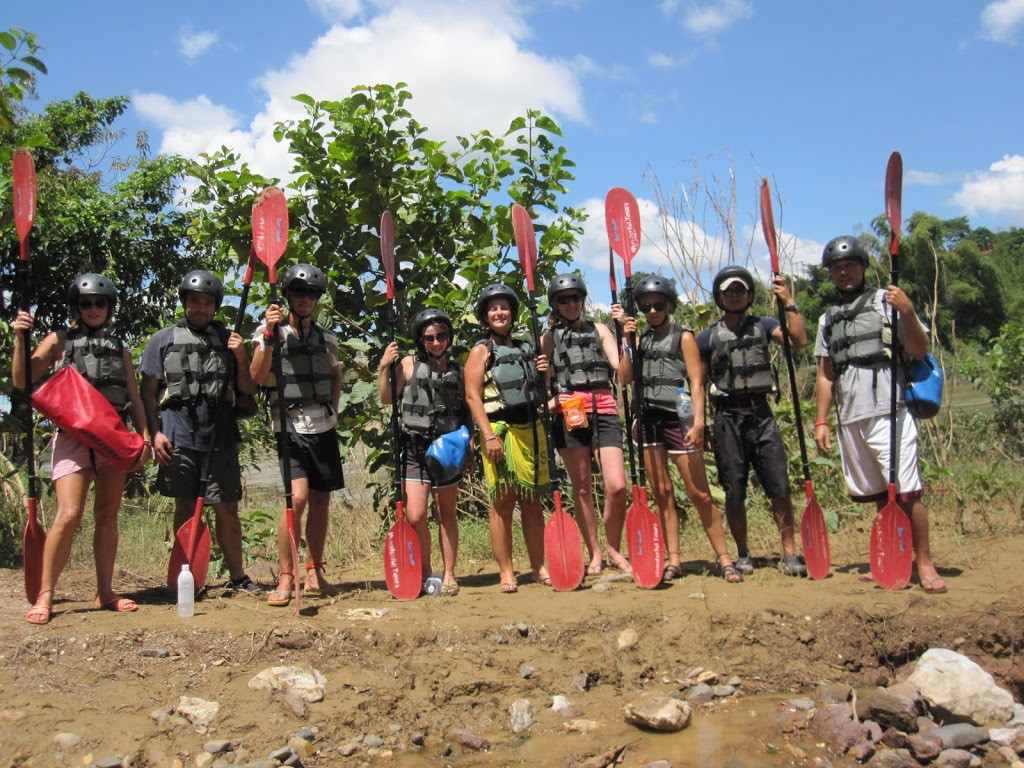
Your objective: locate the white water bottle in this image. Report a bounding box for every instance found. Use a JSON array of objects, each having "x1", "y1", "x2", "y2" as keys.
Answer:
[
  {"x1": 177, "y1": 564, "x2": 195, "y2": 618},
  {"x1": 675, "y1": 387, "x2": 694, "y2": 426}
]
